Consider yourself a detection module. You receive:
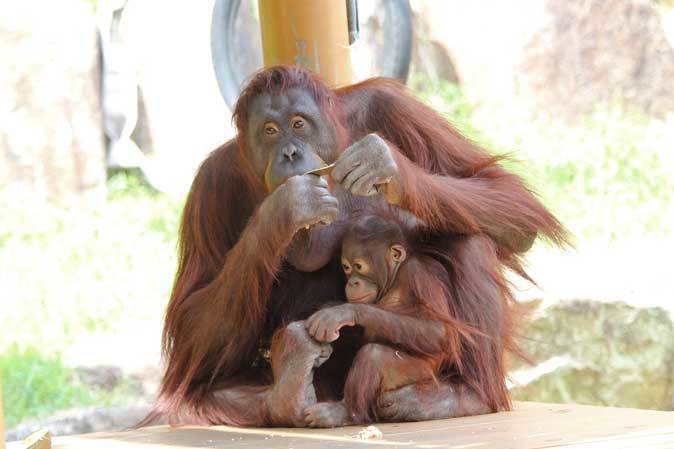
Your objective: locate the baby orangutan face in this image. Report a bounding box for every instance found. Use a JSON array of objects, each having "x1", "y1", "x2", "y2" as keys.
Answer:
[{"x1": 341, "y1": 239, "x2": 407, "y2": 304}]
